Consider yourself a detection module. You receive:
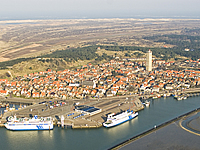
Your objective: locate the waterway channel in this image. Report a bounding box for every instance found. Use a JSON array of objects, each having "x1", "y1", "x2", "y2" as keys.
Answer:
[{"x1": 0, "y1": 96, "x2": 200, "y2": 150}]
